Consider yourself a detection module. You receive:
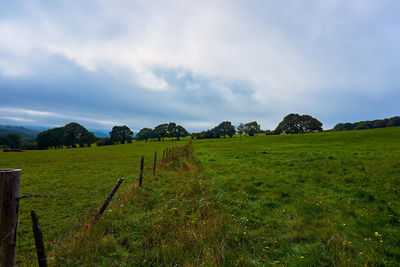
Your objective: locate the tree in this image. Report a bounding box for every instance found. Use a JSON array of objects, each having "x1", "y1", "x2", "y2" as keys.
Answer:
[
  {"x1": 154, "y1": 123, "x2": 168, "y2": 141},
  {"x1": 0, "y1": 133, "x2": 22, "y2": 149},
  {"x1": 0, "y1": 134, "x2": 23, "y2": 149},
  {"x1": 153, "y1": 122, "x2": 188, "y2": 141},
  {"x1": 237, "y1": 123, "x2": 245, "y2": 136},
  {"x1": 275, "y1": 114, "x2": 322, "y2": 134},
  {"x1": 244, "y1": 121, "x2": 261, "y2": 136},
  {"x1": 136, "y1": 128, "x2": 154, "y2": 142},
  {"x1": 175, "y1": 125, "x2": 189, "y2": 140},
  {"x1": 205, "y1": 128, "x2": 220, "y2": 138},
  {"x1": 5, "y1": 134, "x2": 22, "y2": 148},
  {"x1": 0, "y1": 136, "x2": 13, "y2": 148},
  {"x1": 333, "y1": 116, "x2": 400, "y2": 132},
  {"x1": 167, "y1": 122, "x2": 177, "y2": 138},
  {"x1": 96, "y1": 137, "x2": 114, "y2": 146},
  {"x1": 36, "y1": 123, "x2": 95, "y2": 149},
  {"x1": 372, "y1": 119, "x2": 388, "y2": 128},
  {"x1": 62, "y1": 122, "x2": 96, "y2": 148},
  {"x1": 36, "y1": 127, "x2": 63, "y2": 149},
  {"x1": 333, "y1": 123, "x2": 354, "y2": 131},
  {"x1": 217, "y1": 121, "x2": 236, "y2": 138},
  {"x1": 78, "y1": 131, "x2": 96, "y2": 147},
  {"x1": 110, "y1": 126, "x2": 133, "y2": 144},
  {"x1": 354, "y1": 121, "x2": 373, "y2": 130},
  {"x1": 388, "y1": 116, "x2": 400, "y2": 127}
]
